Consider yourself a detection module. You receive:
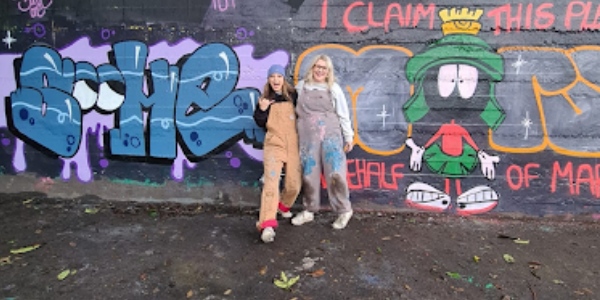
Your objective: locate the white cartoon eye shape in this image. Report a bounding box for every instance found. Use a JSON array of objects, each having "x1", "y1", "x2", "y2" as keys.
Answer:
[
  {"x1": 457, "y1": 64, "x2": 478, "y2": 99},
  {"x1": 437, "y1": 64, "x2": 458, "y2": 98},
  {"x1": 73, "y1": 80, "x2": 98, "y2": 111},
  {"x1": 97, "y1": 81, "x2": 125, "y2": 112}
]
